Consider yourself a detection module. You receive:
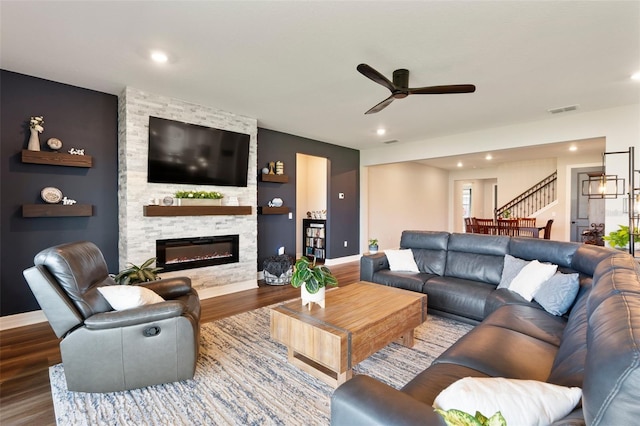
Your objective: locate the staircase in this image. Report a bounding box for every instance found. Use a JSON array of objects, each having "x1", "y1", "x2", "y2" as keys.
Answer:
[{"x1": 495, "y1": 171, "x2": 557, "y2": 219}]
